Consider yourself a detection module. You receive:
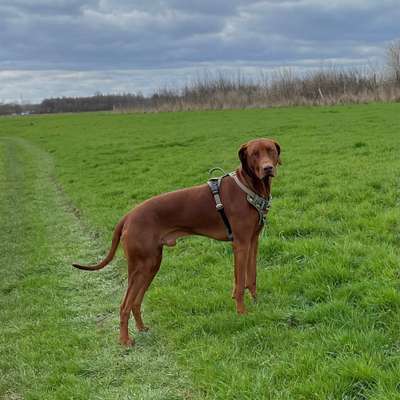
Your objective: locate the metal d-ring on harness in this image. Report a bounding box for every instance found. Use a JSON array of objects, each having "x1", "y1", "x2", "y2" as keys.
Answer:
[{"x1": 207, "y1": 170, "x2": 273, "y2": 241}]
